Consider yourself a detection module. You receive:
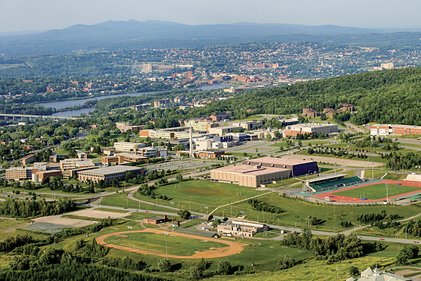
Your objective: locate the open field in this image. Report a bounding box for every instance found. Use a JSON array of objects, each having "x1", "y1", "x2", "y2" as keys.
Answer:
[
  {"x1": 314, "y1": 180, "x2": 421, "y2": 203},
  {"x1": 25, "y1": 215, "x2": 96, "y2": 234},
  {"x1": 97, "y1": 228, "x2": 244, "y2": 259},
  {"x1": 68, "y1": 208, "x2": 130, "y2": 219},
  {"x1": 133, "y1": 180, "x2": 262, "y2": 213},
  {"x1": 0, "y1": 218, "x2": 30, "y2": 241},
  {"x1": 214, "y1": 193, "x2": 421, "y2": 231},
  {"x1": 99, "y1": 192, "x2": 172, "y2": 212}
]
